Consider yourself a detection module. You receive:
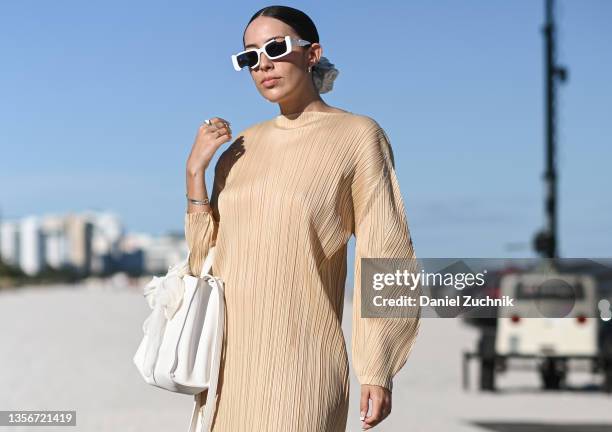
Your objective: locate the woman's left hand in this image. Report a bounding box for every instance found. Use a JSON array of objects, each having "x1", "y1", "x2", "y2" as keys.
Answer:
[{"x1": 360, "y1": 384, "x2": 392, "y2": 430}]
